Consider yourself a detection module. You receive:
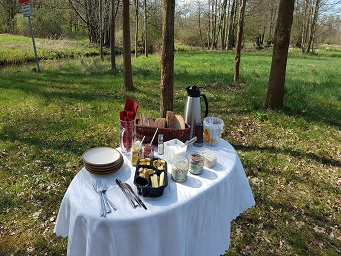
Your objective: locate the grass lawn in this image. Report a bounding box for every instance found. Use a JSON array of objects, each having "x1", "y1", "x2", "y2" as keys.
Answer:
[
  {"x1": 0, "y1": 35, "x2": 340, "y2": 255},
  {"x1": 0, "y1": 34, "x2": 100, "y2": 65}
]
